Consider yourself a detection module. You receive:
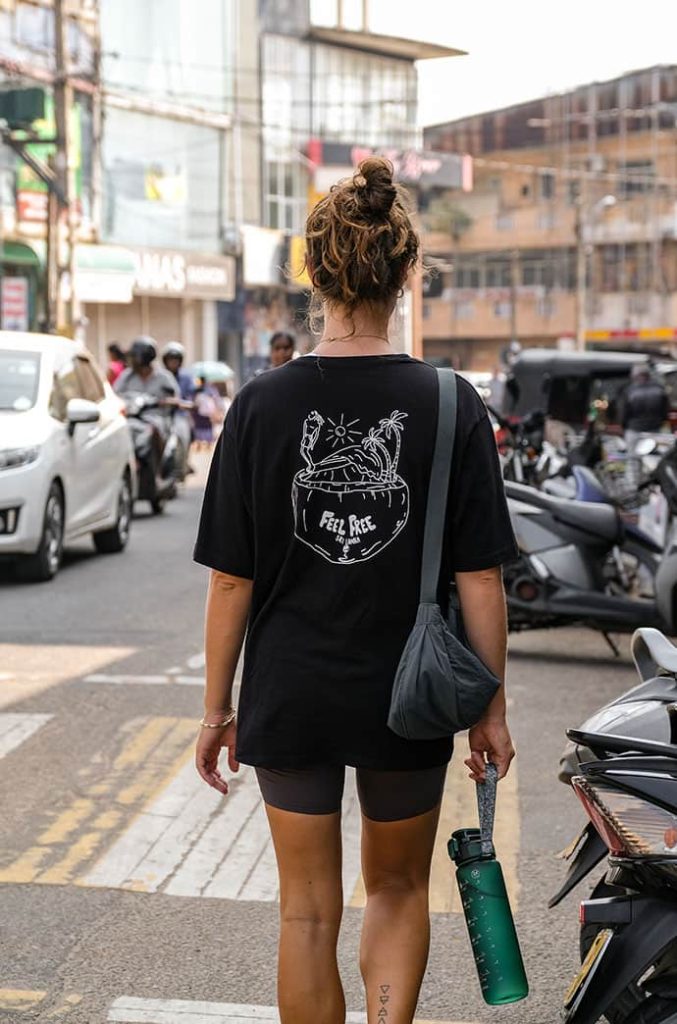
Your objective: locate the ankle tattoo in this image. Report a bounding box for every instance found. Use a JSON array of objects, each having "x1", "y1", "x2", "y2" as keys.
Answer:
[{"x1": 378, "y1": 983, "x2": 390, "y2": 1018}]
